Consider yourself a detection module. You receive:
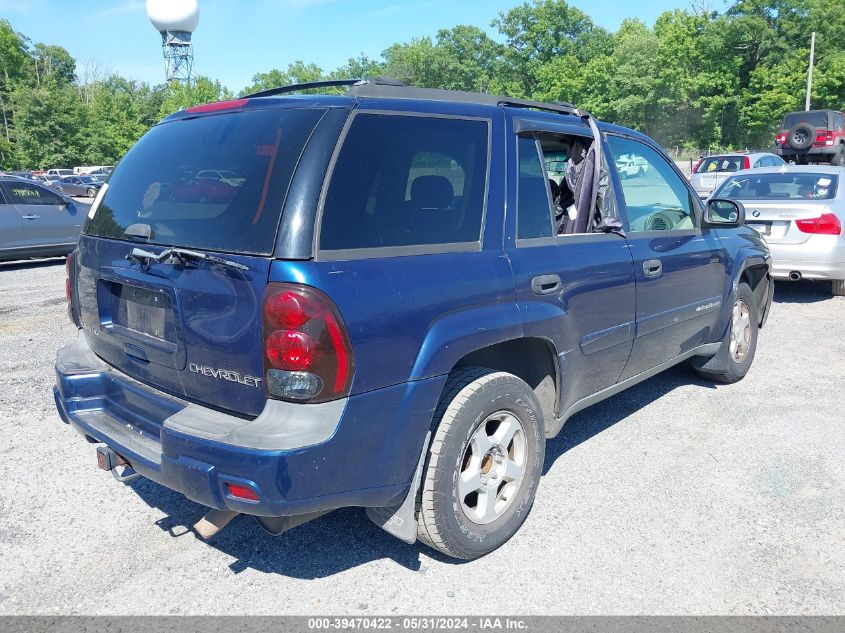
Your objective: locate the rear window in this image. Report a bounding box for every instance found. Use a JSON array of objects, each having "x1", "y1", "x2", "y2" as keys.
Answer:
[
  {"x1": 783, "y1": 111, "x2": 829, "y2": 130},
  {"x1": 319, "y1": 113, "x2": 488, "y2": 254},
  {"x1": 84, "y1": 107, "x2": 325, "y2": 255},
  {"x1": 717, "y1": 173, "x2": 838, "y2": 201},
  {"x1": 695, "y1": 156, "x2": 745, "y2": 173}
]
